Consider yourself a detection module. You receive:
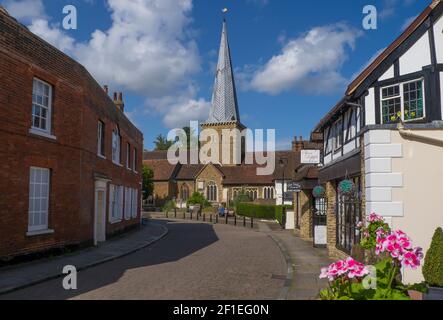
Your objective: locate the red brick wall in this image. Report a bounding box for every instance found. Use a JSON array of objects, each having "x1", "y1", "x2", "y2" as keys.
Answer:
[{"x1": 0, "y1": 12, "x2": 143, "y2": 261}]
